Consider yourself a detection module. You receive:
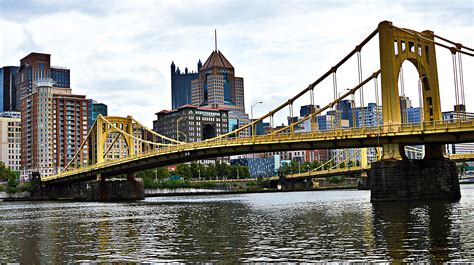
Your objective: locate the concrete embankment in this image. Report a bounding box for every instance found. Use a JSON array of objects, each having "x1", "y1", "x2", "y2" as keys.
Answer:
[{"x1": 0, "y1": 192, "x2": 31, "y2": 201}]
